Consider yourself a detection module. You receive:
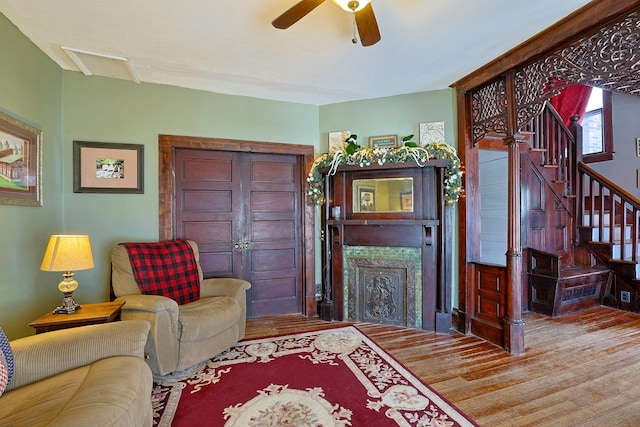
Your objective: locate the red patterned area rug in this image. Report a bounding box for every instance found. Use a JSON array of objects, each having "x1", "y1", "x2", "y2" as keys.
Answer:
[{"x1": 152, "y1": 326, "x2": 477, "y2": 426}]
